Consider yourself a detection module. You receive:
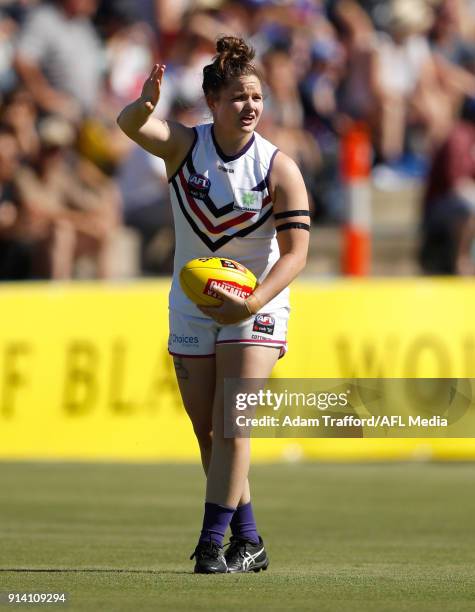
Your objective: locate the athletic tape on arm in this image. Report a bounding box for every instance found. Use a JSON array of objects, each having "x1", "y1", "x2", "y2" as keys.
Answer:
[{"x1": 276, "y1": 222, "x2": 310, "y2": 232}]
